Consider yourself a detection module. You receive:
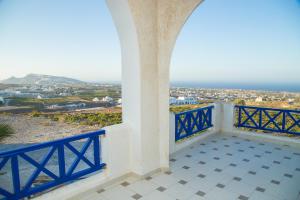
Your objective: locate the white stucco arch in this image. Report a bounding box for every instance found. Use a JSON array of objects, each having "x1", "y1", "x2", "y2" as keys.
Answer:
[{"x1": 106, "y1": 0, "x2": 203, "y2": 175}]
